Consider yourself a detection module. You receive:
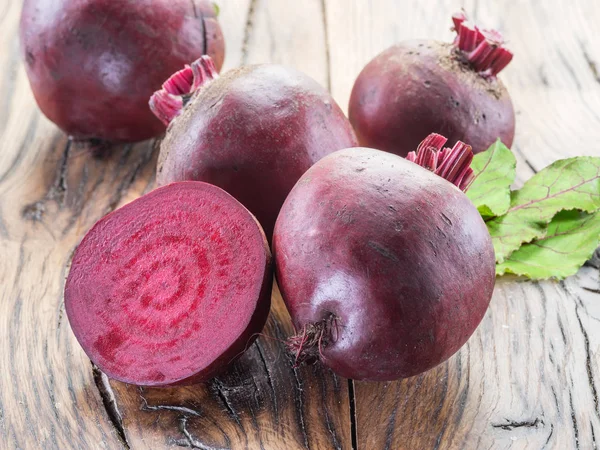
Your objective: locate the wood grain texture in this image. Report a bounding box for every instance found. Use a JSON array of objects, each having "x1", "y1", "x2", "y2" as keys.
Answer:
[
  {"x1": 106, "y1": 287, "x2": 350, "y2": 450},
  {"x1": 0, "y1": 0, "x2": 351, "y2": 449},
  {"x1": 2, "y1": 0, "x2": 600, "y2": 449},
  {"x1": 324, "y1": 0, "x2": 600, "y2": 448}
]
